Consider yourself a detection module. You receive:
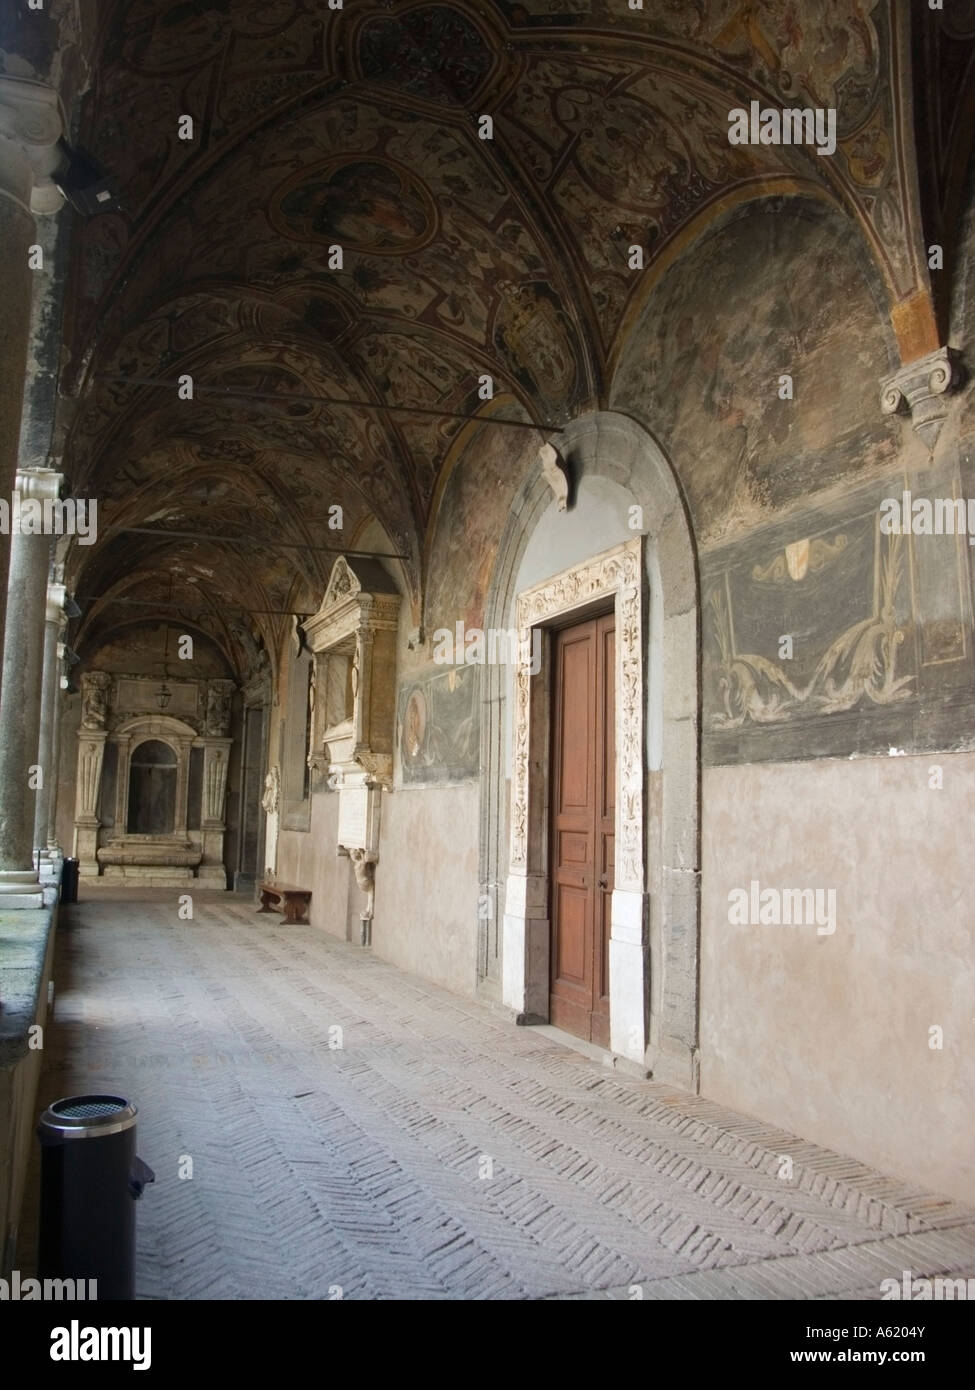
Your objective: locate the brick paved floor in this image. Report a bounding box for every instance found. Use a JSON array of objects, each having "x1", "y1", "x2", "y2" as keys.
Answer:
[{"x1": 20, "y1": 889, "x2": 975, "y2": 1300}]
